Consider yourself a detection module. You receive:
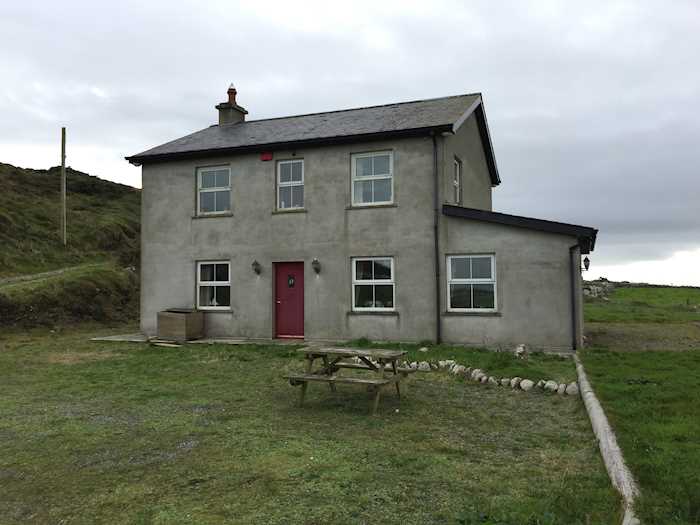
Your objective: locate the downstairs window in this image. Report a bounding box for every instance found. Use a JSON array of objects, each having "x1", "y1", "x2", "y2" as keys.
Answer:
[
  {"x1": 197, "y1": 261, "x2": 231, "y2": 310},
  {"x1": 447, "y1": 255, "x2": 496, "y2": 311},
  {"x1": 352, "y1": 257, "x2": 395, "y2": 311}
]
